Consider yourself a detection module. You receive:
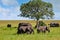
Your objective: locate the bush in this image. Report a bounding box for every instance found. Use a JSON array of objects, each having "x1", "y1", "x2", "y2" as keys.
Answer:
[
  {"x1": 39, "y1": 21, "x2": 46, "y2": 26},
  {"x1": 35, "y1": 21, "x2": 46, "y2": 28}
]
